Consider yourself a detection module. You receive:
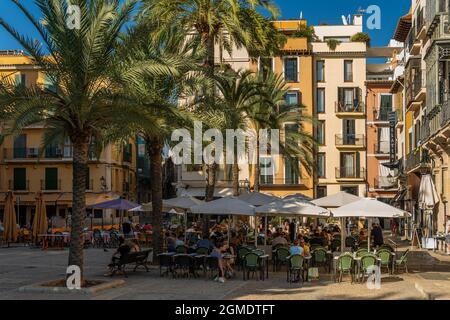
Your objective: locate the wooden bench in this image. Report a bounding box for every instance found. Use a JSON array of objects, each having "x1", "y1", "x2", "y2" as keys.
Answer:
[{"x1": 110, "y1": 249, "x2": 152, "y2": 277}]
